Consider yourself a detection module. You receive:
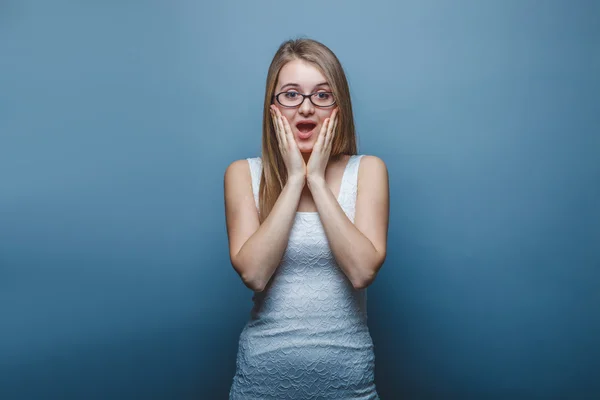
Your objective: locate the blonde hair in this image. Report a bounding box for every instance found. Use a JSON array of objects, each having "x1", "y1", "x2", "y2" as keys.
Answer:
[{"x1": 258, "y1": 38, "x2": 358, "y2": 223}]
